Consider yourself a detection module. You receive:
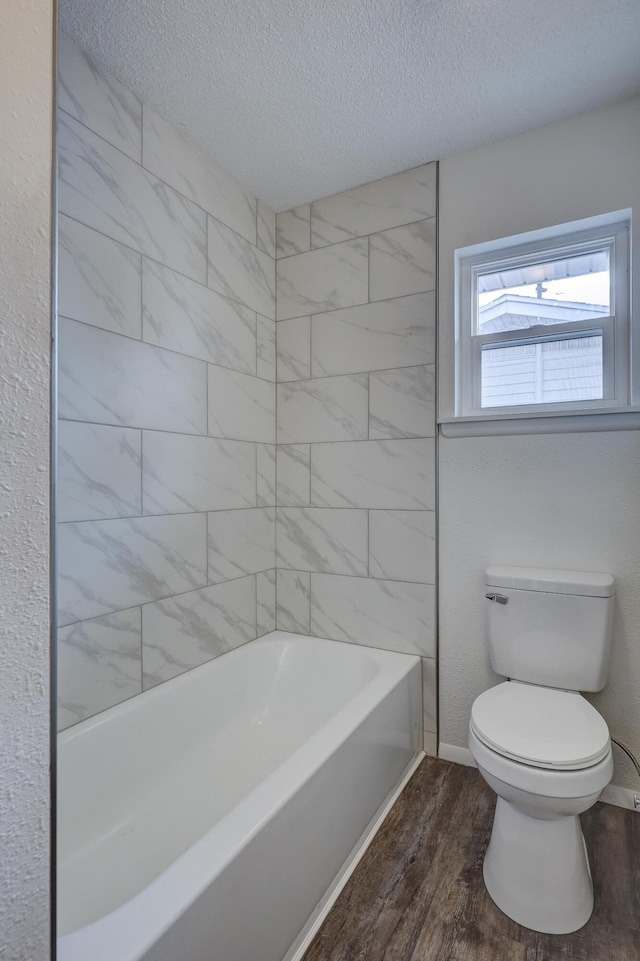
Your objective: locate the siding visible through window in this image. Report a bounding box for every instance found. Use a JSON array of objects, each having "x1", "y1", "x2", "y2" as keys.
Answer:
[{"x1": 481, "y1": 336, "x2": 603, "y2": 408}]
